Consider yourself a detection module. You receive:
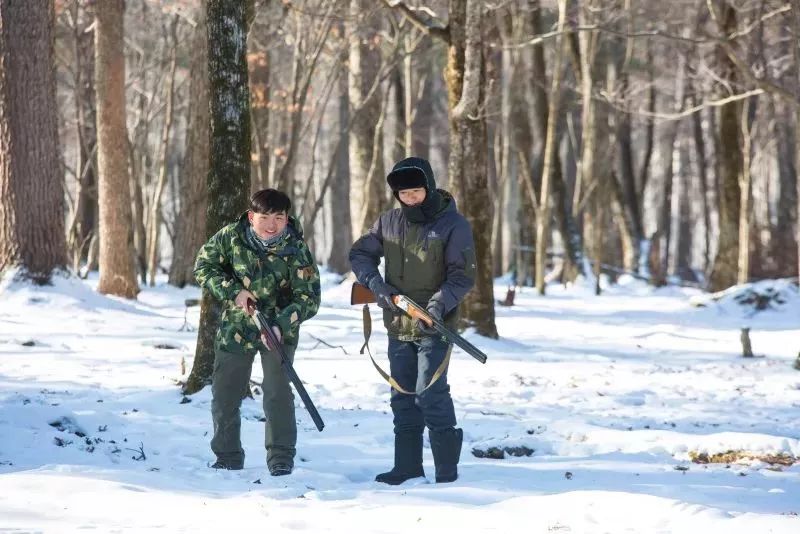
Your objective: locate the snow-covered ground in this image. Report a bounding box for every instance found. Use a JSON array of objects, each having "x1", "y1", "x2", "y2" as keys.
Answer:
[{"x1": 1, "y1": 270, "x2": 799, "y2": 533}]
